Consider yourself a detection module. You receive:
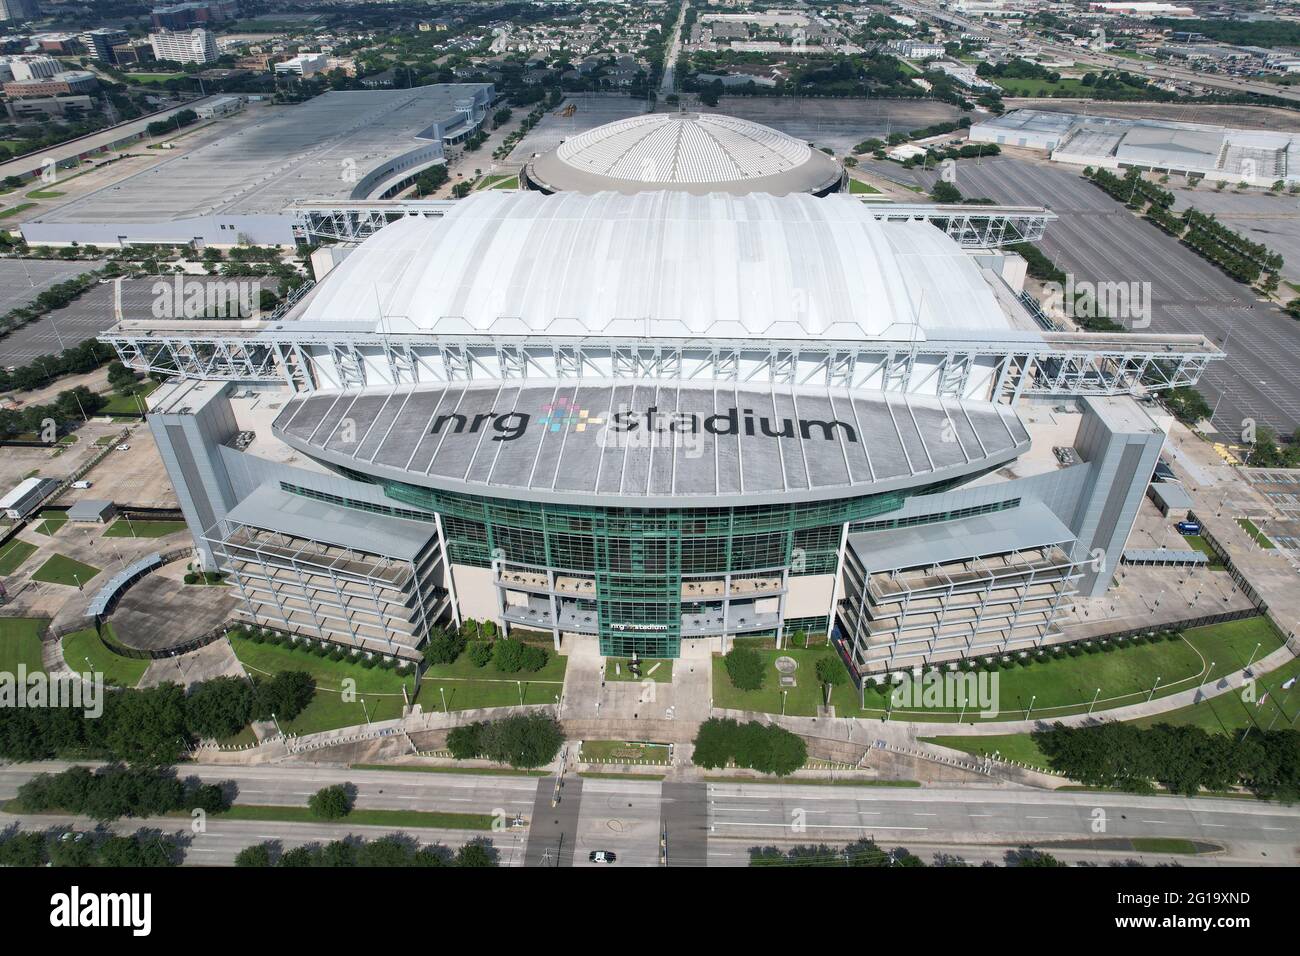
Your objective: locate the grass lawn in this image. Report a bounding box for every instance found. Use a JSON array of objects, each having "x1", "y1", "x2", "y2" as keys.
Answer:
[
  {"x1": 0, "y1": 203, "x2": 35, "y2": 220},
  {"x1": 845, "y1": 617, "x2": 1285, "y2": 723},
  {"x1": 491, "y1": 175, "x2": 519, "y2": 189},
  {"x1": 579, "y1": 739, "x2": 672, "y2": 764},
  {"x1": 1235, "y1": 517, "x2": 1275, "y2": 548},
  {"x1": 99, "y1": 381, "x2": 158, "y2": 416},
  {"x1": 32, "y1": 509, "x2": 67, "y2": 536},
  {"x1": 423, "y1": 647, "x2": 567, "y2": 682},
  {"x1": 103, "y1": 518, "x2": 187, "y2": 538},
  {"x1": 605, "y1": 658, "x2": 672, "y2": 682},
  {"x1": 350, "y1": 763, "x2": 548, "y2": 777},
  {"x1": 219, "y1": 804, "x2": 494, "y2": 830},
  {"x1": 1184, "y1": 534, "x2": 1225, "y2": 568},
  {"x1": 0, "y1": 617, "x2": 45, "y2": 674},
  {"x1": 1128, "y1": 651, "x2": 1300, "y2": 735},
  {"x1": 31, "y1": 552, "x2": 100, "y2": 587},
  {"x1": 61, "y1": 625, "x2": 147, "y2": 688},
  {"x1": 0, "y1": 538, "x2": 37, "y2": 575},
  {"x1": 921, "y1": 732, "x2": 1052, "y2": 768},
  {"x1": 993, "y1": 77, "x2": 1091, "y2": 96},
  {"x1": 848, "y1": 178, "x2": 881, "y2": 195},
  {"x1": 125, "y1": 72, "x2": 184, "y2": 84},
  {"x1": 712, "y1": 647, "x2": 840, "y2": 717},
  {"x1": 229, "y1": 633, "x2": 414, "y2": 735}
]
